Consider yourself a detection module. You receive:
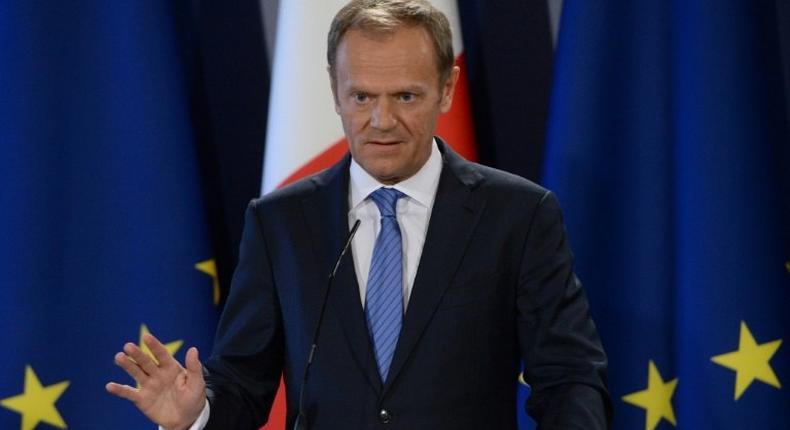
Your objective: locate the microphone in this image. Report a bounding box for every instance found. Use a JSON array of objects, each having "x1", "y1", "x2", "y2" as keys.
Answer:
[{"x1": 294, "y1": 219, "x2": 361, "y2": 430}]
